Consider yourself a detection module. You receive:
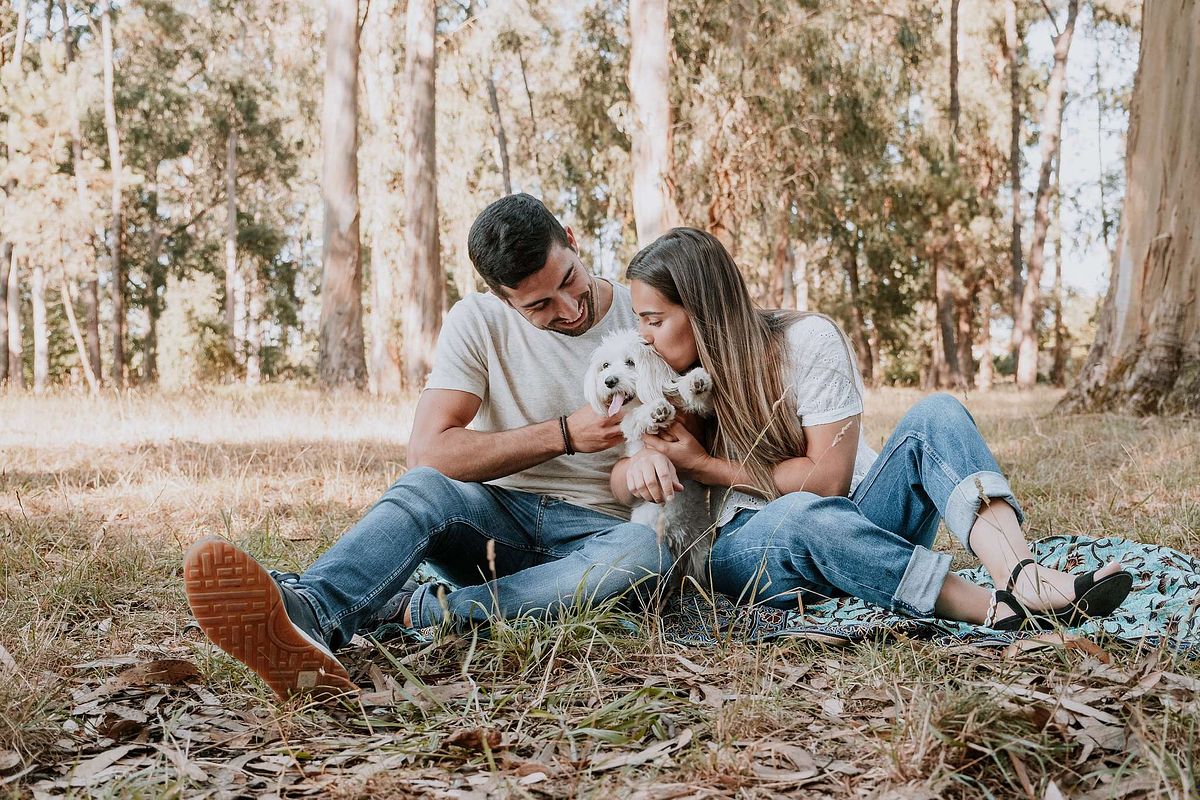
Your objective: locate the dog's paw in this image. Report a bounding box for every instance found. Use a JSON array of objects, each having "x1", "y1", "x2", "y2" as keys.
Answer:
[
  {"x1": 682, "y1": 368, "x2": 713, "y2": 397},
  {"x1": 646, "y1": 399, "x2": 676, "y2": 431},
  {"x1": 676, "y1": 368, "x2": 714, "y2": 412}
]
